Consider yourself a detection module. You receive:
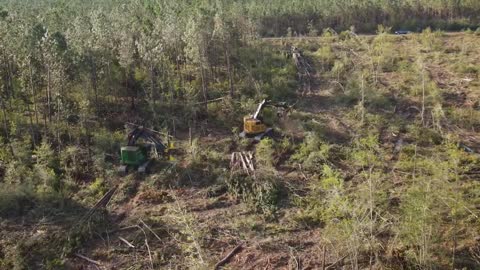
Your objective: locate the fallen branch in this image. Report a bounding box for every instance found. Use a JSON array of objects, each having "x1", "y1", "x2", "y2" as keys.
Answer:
[
  {"x1": 194, "y1": 97, "x2": 225, "y2": 105},
  {"x1": 214, "y1": 242, "x2": 244, "y2": 270},
  {"x1": 298, "y1": 164, "x2": 308, "y2": 181},
  {"x1": 325, "y1": 254, "x2": 348, "y2": 270},
  {"x1": 144, "y1": 238, "x2": 153, "y2": 269},
  {"x1": 106, "y1": 225, "x2": 138, "y2": 235},
  {"x1": 119, "y1": 236, "x2": 135, "y2": 248},
  {"x1": 140, "y1": 219, "x2": 163, "y2": 243},
  {"x1": 74, "y1": 253, "x2": 101, "y2": 266}
]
